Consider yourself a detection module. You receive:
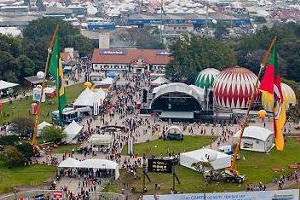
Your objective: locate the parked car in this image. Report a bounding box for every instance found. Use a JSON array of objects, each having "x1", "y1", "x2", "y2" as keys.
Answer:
[{"x1": 167, "y1": 133, "x2": 183, "y2": 141}]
